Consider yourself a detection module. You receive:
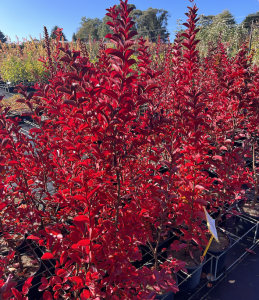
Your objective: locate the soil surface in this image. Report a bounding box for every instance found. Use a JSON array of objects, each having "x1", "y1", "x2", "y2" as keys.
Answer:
[
  {"x1": 4, "y1": 254, "x2": 40, "y2": 282},
  {"x1": 206, "y1": 230, "x2": 230, "y2": 251},
  {"x1": 239, "y1": 200, "x2": 259, "y2": 218},
  {"x1": 0, "y1": 233, "x2": 24, "y2": 254},
  {"x1": 168, "y1": 244, "x2": 203, "y2": 267}
]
